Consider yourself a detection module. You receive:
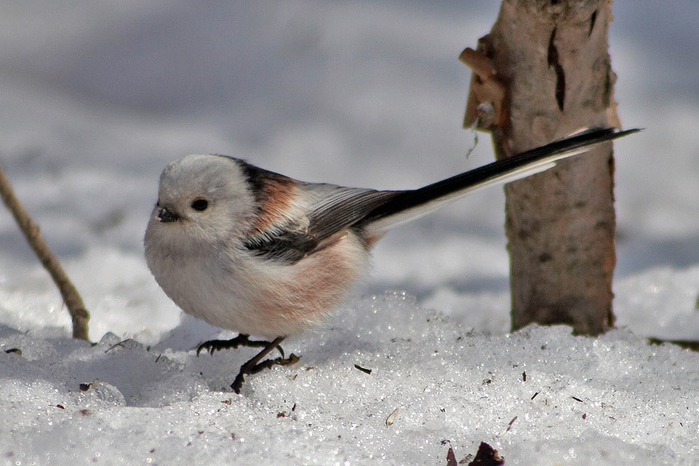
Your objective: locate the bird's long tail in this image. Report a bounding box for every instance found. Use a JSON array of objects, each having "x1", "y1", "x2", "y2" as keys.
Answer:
[{"x1": 362, "y1": 127, "x2": 639, "y2": 236}]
